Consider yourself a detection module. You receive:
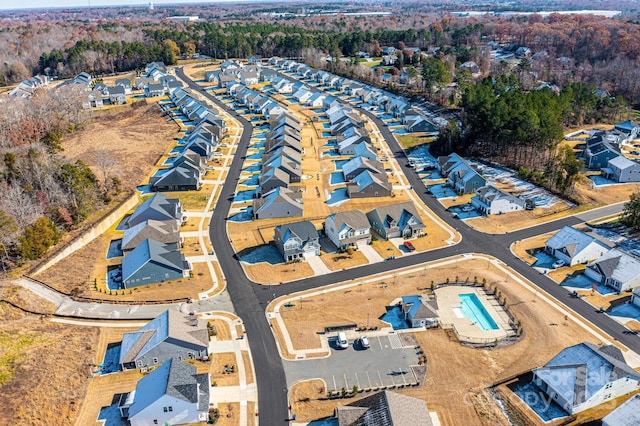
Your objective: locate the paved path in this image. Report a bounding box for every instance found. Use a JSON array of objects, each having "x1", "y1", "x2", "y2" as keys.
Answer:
[
  {"x1": 306, "y1": 255, "x2": 332, "y2": 275},
  {"x1": 358, "y1": 242, "x2": 384, "y2": 263}
]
